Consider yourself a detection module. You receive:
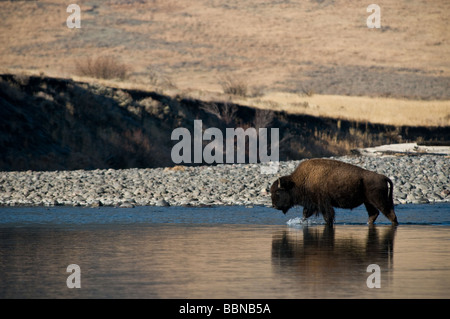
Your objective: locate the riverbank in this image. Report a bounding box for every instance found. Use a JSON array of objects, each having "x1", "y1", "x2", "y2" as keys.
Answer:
[{"x1": 0, "y1": 155, "x2": 448, "y2": 208}]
